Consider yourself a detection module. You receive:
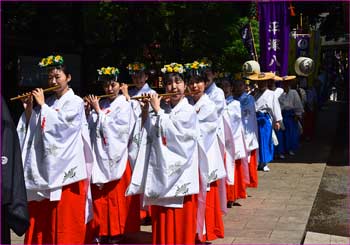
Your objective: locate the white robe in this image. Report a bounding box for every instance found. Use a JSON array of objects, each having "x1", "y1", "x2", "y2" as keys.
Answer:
[
  {"x1": 17, "y1": 89, "x2": 94, "y2": 222},
  {"x1": 205, "y1": 83, "x2": 226, "y2": 150},
  {"x1": 126, "y1": 97, "x2": 199, "y2": 208},
  {"x1": 128, "y1": 83, "x2": 156, "y2": 169},
  {"x1": 224, "y1": 99, "x2": 249, "y2": 184},
  {"x1": 274, "y1": 87, "x2": 284, "y2": 99},
  {"x1": 189, "y1": 94, "x2": 226, "y2": 185},
  {"x1": 236, "y1": 92, "x2": 259, "y2": 152},
  {"x1": 88, "y1": 95, "x2": 131, "y2": 184},
  {"x1": 254, "y1": 89, "x2": 283, "y2": 122},
  {"x1": 278, "y1": 89, "x2": 304, "y2": 116},
  {"x1": 205, "y1": 82, "x2": 229, "y2": 213},
  {"x1": 189, "y1": 94, "x2": 226, "y2": 239}
]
